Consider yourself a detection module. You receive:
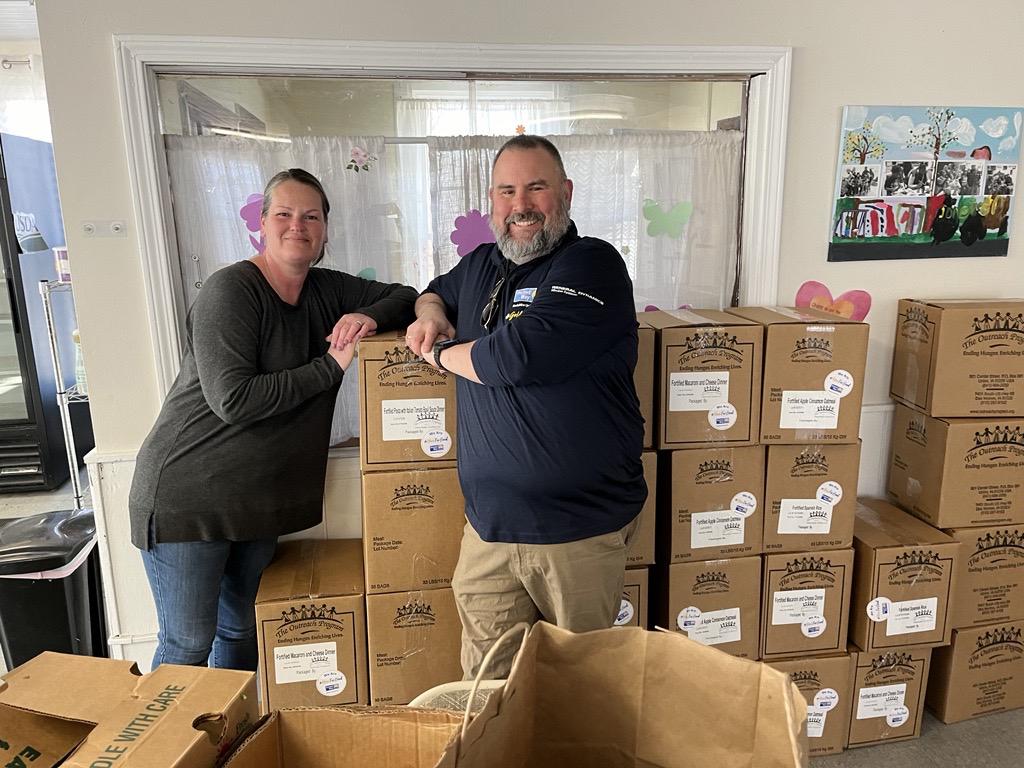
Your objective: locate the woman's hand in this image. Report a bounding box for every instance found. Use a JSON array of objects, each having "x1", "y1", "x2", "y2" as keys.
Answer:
[
  {"x1": 327, "y1": 341, "x2": 356, "y2": 371},
  {"x1": 327, "y1": 312, "x2": 377, "y2": 350}
]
